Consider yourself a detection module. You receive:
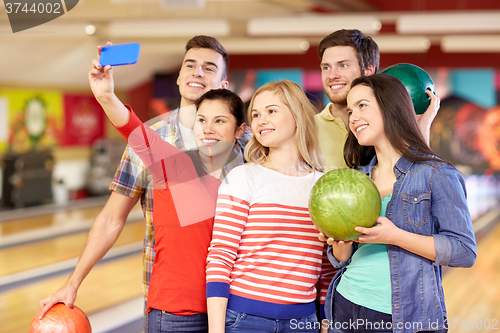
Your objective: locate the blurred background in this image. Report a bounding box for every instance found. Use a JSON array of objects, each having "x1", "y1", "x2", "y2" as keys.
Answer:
[{"x1": 0, "y1": 0, "x2": 499, "y2": 332}]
